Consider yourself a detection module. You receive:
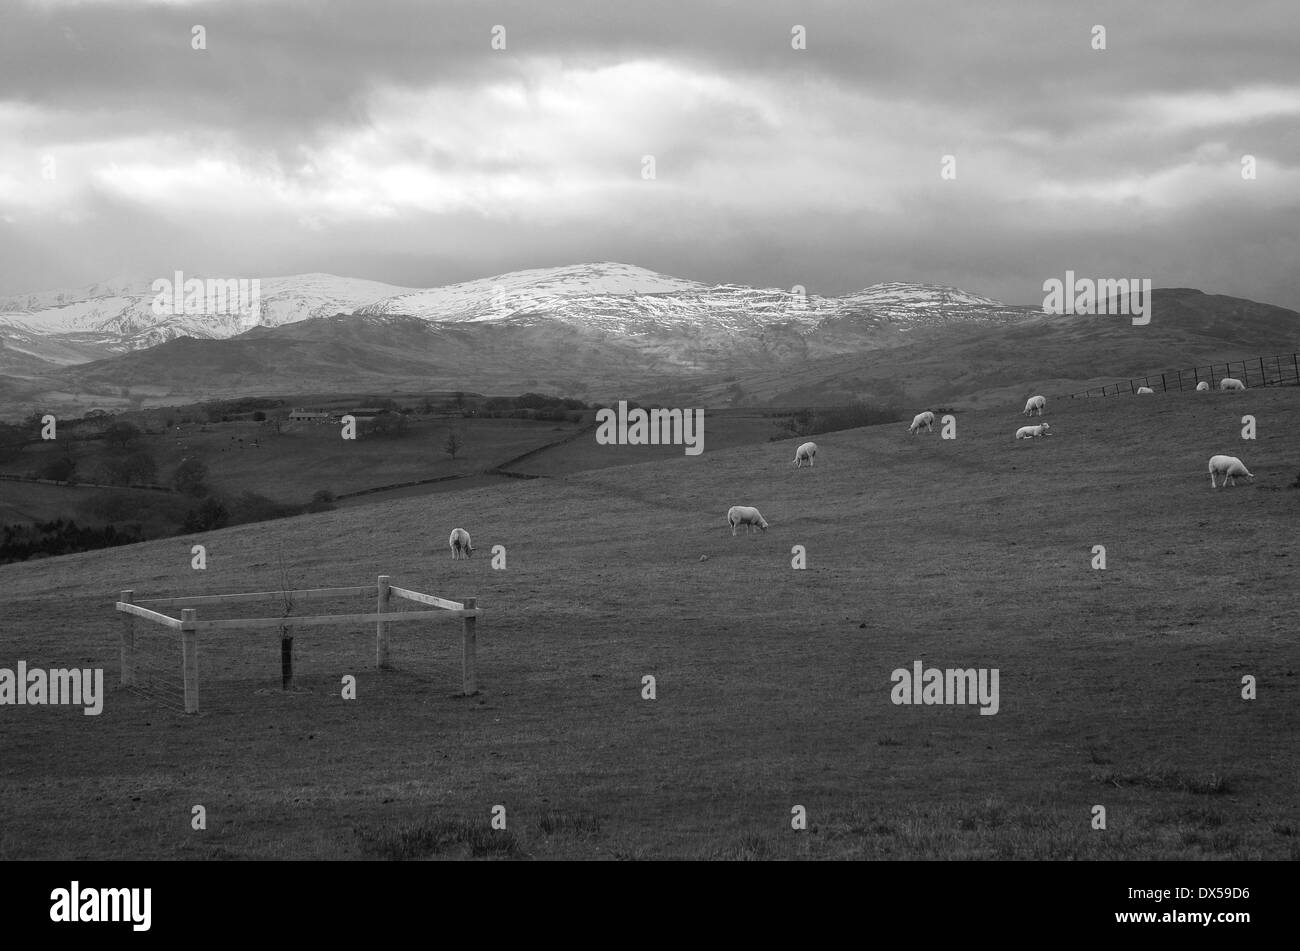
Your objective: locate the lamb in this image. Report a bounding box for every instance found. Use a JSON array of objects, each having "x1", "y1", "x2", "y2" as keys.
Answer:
[
  {"x1": 1195, "y1": 381, "x2": 1210, "y2": 392},
  {"x1": 1219, "y1": 378, "x2": 1246, "y2": 391},
  {"x1": 793, "y1": 441, "x2": 818, "y2": 467},
  {"x1": 1208, "y1": 455, "x2": 1254, "y2": 488},
  {"x1": 1023, "y1": 395, "x2": 1046, "y2": 417},
  {"x1": 1136, "y1": 386, "x2": 1154, "y2": 394},
  {"x1": 1015, "y1": 423, "x2": 1051, "y2": 439},
  {"x1": 448, "y1": 527, "x2": 474, "y2": 559},
  {"x1": 727, "y1": 505, "x2": 769, "y2": 535},
  {"x1": 908, "y1": 411, "x2": 935, "y2": 435}
]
